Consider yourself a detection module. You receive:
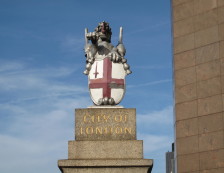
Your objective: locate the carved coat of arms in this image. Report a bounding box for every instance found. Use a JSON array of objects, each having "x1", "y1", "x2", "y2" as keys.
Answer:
[{"x1": 83, "y1": 21, "x2": 131, "y2": 106}]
